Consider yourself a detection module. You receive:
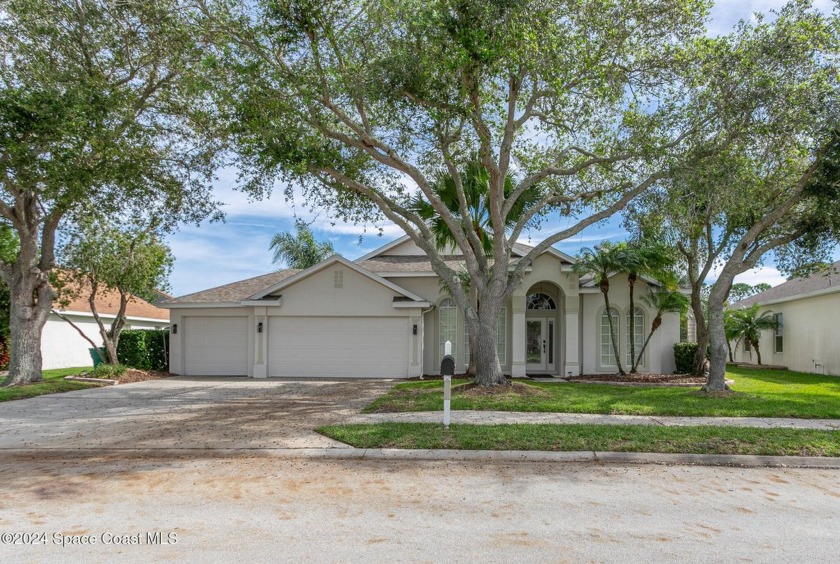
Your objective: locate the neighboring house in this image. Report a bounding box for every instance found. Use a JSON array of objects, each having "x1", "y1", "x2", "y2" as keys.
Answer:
[
  {"x1": 45, "y1": 286, "x2": 170, "y2": 369},
  {"x1": 731, "y1": 262, "x2": 840, "y2": 376},
  {"x1": 162, "y1": 236, "x2": 681, "y2": 378}
]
